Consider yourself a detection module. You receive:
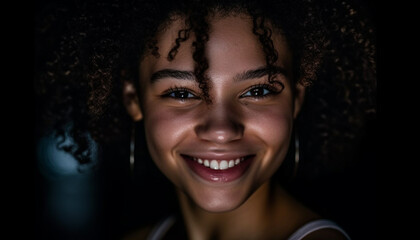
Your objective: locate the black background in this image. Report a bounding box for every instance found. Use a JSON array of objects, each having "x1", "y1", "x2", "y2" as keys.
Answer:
[{"x1": 34, "y1": 0, "x2": 379, "y2": 239}]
